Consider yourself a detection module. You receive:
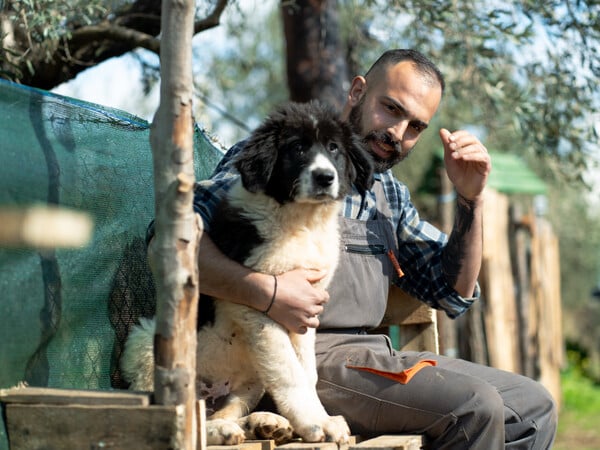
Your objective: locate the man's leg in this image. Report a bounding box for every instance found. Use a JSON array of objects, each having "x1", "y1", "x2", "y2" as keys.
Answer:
[
  {"x1": 316, "y1": 334, "x2": 557, "y2": 450},
  {"x1": 427, "y1": 351, "x2": 557, "y2": 449}
]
